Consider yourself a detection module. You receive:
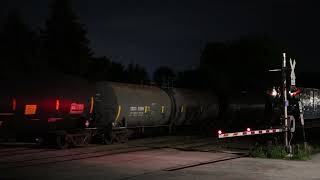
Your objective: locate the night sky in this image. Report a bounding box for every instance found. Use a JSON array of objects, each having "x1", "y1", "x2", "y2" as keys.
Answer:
[{"x1": 1, "y1": 0, "x2": 319, "y2": 74}]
